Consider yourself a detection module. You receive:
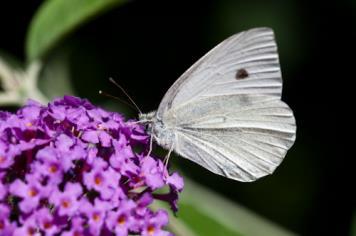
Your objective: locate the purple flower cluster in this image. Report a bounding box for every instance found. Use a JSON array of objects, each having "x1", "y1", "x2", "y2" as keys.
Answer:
[{"x1": 0, "y1": 96, "x2": 183, "y2": 235}]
